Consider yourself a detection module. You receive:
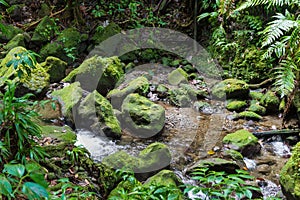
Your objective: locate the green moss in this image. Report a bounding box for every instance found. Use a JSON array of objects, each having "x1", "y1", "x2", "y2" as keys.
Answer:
[
  {"x1": 77, "y1": 90, "x2": 121, "y2": 138},
  {"x1": 40, "y1": 56, "x2": 67, "y2": 83},
  {"x1": 249, "y1": 91, "x2": 264, "y2": 101},
  {"x1": 280, "y1": 142, "x2": 300, "y2": 199},
  {"x1": 226, "y1": 100, "x2": 247, "y2": 111},
  {"x1": 233, "y1": 111, "x2": 262, "y2": 121},
  {"x1": 224, "y1": 149, "x2": 244, "y2": 161},
  {"x1": 32, "y1": 16, "x2": 56, "y2": 43},
  {"x1": 223, "y1": 129, "x2": 258, "y2": 149},
  {"x1": 168, "y1": 68, "x2": 188, "y2": 85},
  {"x1": 51, "y1": 82, "x2": 83, "y2": 121},
  {"x1": 193, "y1": 101, "x2": 211, "y2": 112},
  {"x1": 260, "y1": 90, "x2": 280, "y2": 112},
  {"x1": 4, "y1": 33, "x2": 25, "y2": 50},
  {"x1": 107, "y1": 76, "x2": 149, "y2": 109},
  {"x1": 248, "y1": 101, "x2": 266, "y2": 115},
  {"x1": 122, "y1": 94, "x2": 165, "y2": 137},
  {"x1": 92, "y1": 22, "x2": 121, "y2": 44},
  {"x1": 39, "y1": 42, "x2": 64, "y2": 61},
  {"x1": 0, "y1": 24, "x2": 23, "y2": 41},
  {"x1": 212, "y1": 79, "x2": 249, "y2": 99},
  {"x1": 63, "y1": 56, "x2": 124, "y2": 95}
]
